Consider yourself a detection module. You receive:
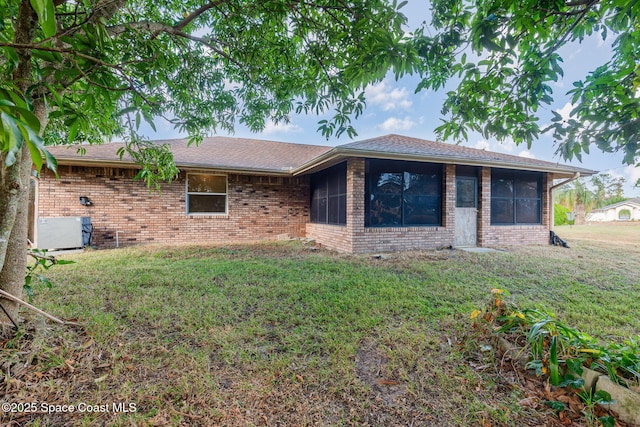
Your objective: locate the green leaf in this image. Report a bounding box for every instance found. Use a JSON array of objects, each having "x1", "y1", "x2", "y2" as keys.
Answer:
[
  {"x1": 1, "y1": 111, "x2": 23, "y2": 166},
  {"x1": 142, "y1": 110, "x2": 156, "y2": 132},
  {"x1": 592, "y1": 390, "x2": 613, "y2": 404},
  {"x1": 68, "y1": 119, "x2": 80, "y2": 142},
  {"x1": 13, "y1": 106, "x2": 41, "y2": 133},
  {"x1": 25, "y1": 127, "x2": 43, "y2": 171},
  {"x1": 3, "y1": 46, "x2": 19, "y2": 68},
  {"x1": 546, "y1": 400, "x2": 565, "y2": 412},
  {"x1": 599, "y1": 415, "x2": 616, "y2": 427},
  {"x1": 29, "y1": 0, "x2": 57, "y2": 38},
  {"x1": 549, "y1": 336, "x2": 560, "y2": 386},
  {"x1": 31, "y1": 49, "x2": 60, "y2": 62}
]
